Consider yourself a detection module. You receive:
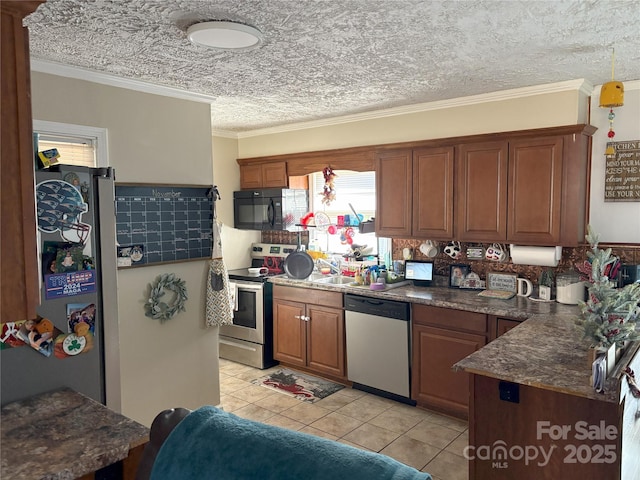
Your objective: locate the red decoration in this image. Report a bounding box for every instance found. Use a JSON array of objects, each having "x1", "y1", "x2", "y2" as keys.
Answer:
[
  {"x1": 300, "y1": 212, "x2": 314, "y2": 230},
  {"x1": 321, "y1": 166, "x2": 337, "y2": 205}
]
